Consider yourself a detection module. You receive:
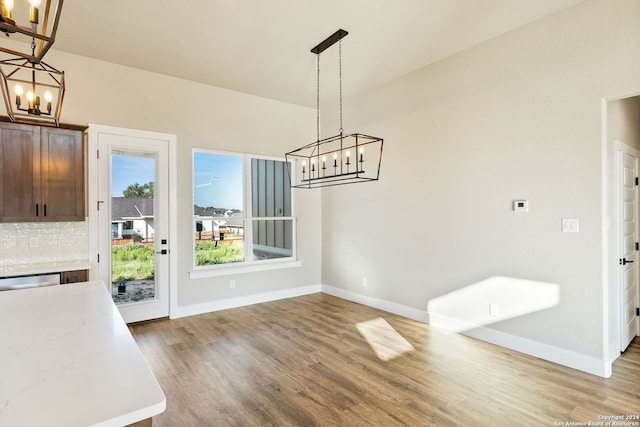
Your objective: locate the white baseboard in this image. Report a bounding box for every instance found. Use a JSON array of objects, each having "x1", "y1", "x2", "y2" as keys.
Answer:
[
  {"x1": 171, "y1": 283, "x2": 612, "y2": 378},
  {"x1": 322, "y1": 285, "x2": 611, "y2": 378},
  {"x1": 606, "y1": 341, "x2": 620, "y2": 365},
  {"x1": 428, "y1": 312, "x2": 612, "y2": 378},
  {"x1": 321, "y1": 285, "x2": 429, "y2": 323},
  {"x1": 171, "y1": 284, "x2": 321, "y2": 319}
]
